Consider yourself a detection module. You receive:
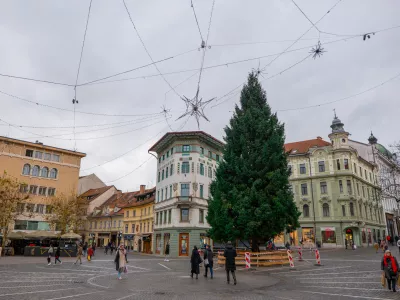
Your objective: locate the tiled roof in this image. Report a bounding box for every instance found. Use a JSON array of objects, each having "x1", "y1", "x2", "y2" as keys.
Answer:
[
  {"x1": 79, "y1": 186, "x2": 114, "y2": 202},
  {"x1": 284, "y1": 137, "x2": 331, "y2": 154}
]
